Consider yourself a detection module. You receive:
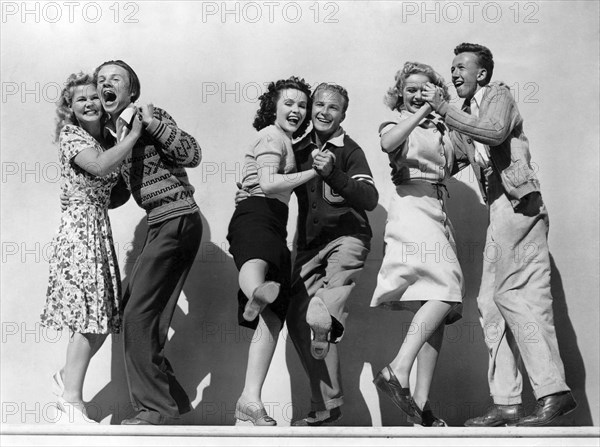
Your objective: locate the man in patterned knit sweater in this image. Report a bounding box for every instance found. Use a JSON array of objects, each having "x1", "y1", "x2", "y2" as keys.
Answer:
[{"x1": 94, "y1": 60, "x2": 202, "y2": 425}]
